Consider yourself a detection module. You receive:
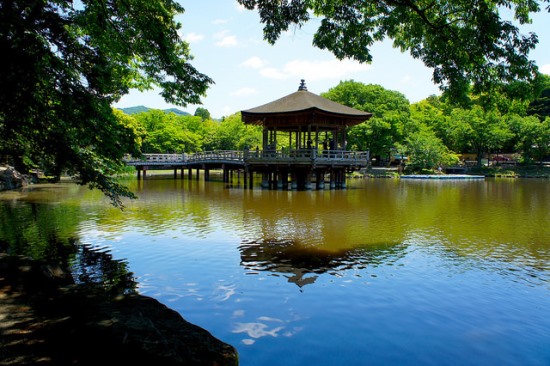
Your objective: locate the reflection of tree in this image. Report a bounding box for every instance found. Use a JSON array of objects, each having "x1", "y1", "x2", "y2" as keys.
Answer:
[
  {"x1": 0, "y1": 201, "x2": 81, "y2": 259},
  {"x1": 240, "y1": 186, "x2": 408, "y2": 251},
  {"x1": 0, "y1": 199, "x2": 137, "y2": 297},
  {"x1": 239, "y1": 238, "x2": 407, "y2": 288},
  {"x1": 71, "y1": 244, "x2": 137, "y2": 296}
]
